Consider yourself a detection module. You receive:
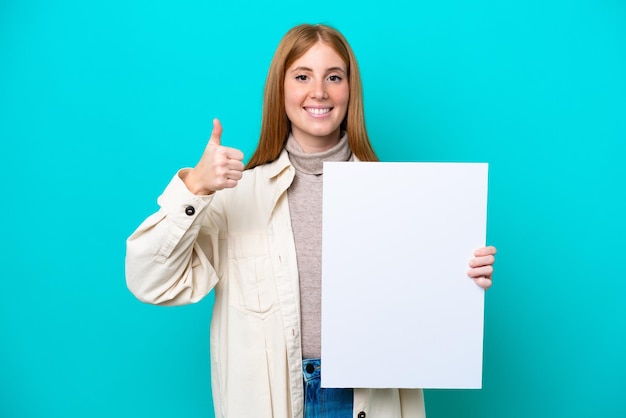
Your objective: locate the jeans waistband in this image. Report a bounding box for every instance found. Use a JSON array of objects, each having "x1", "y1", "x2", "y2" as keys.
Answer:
[{"x1": 302, "y1": 358, "x2": 321, "y2": 382}]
